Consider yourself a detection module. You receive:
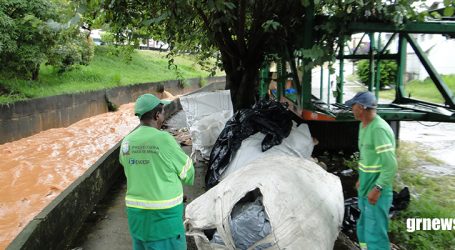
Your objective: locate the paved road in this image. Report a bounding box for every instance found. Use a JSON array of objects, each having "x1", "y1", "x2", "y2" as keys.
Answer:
[{"x1": 400, "y1": 121, "x2": 455, "y2": 175}]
